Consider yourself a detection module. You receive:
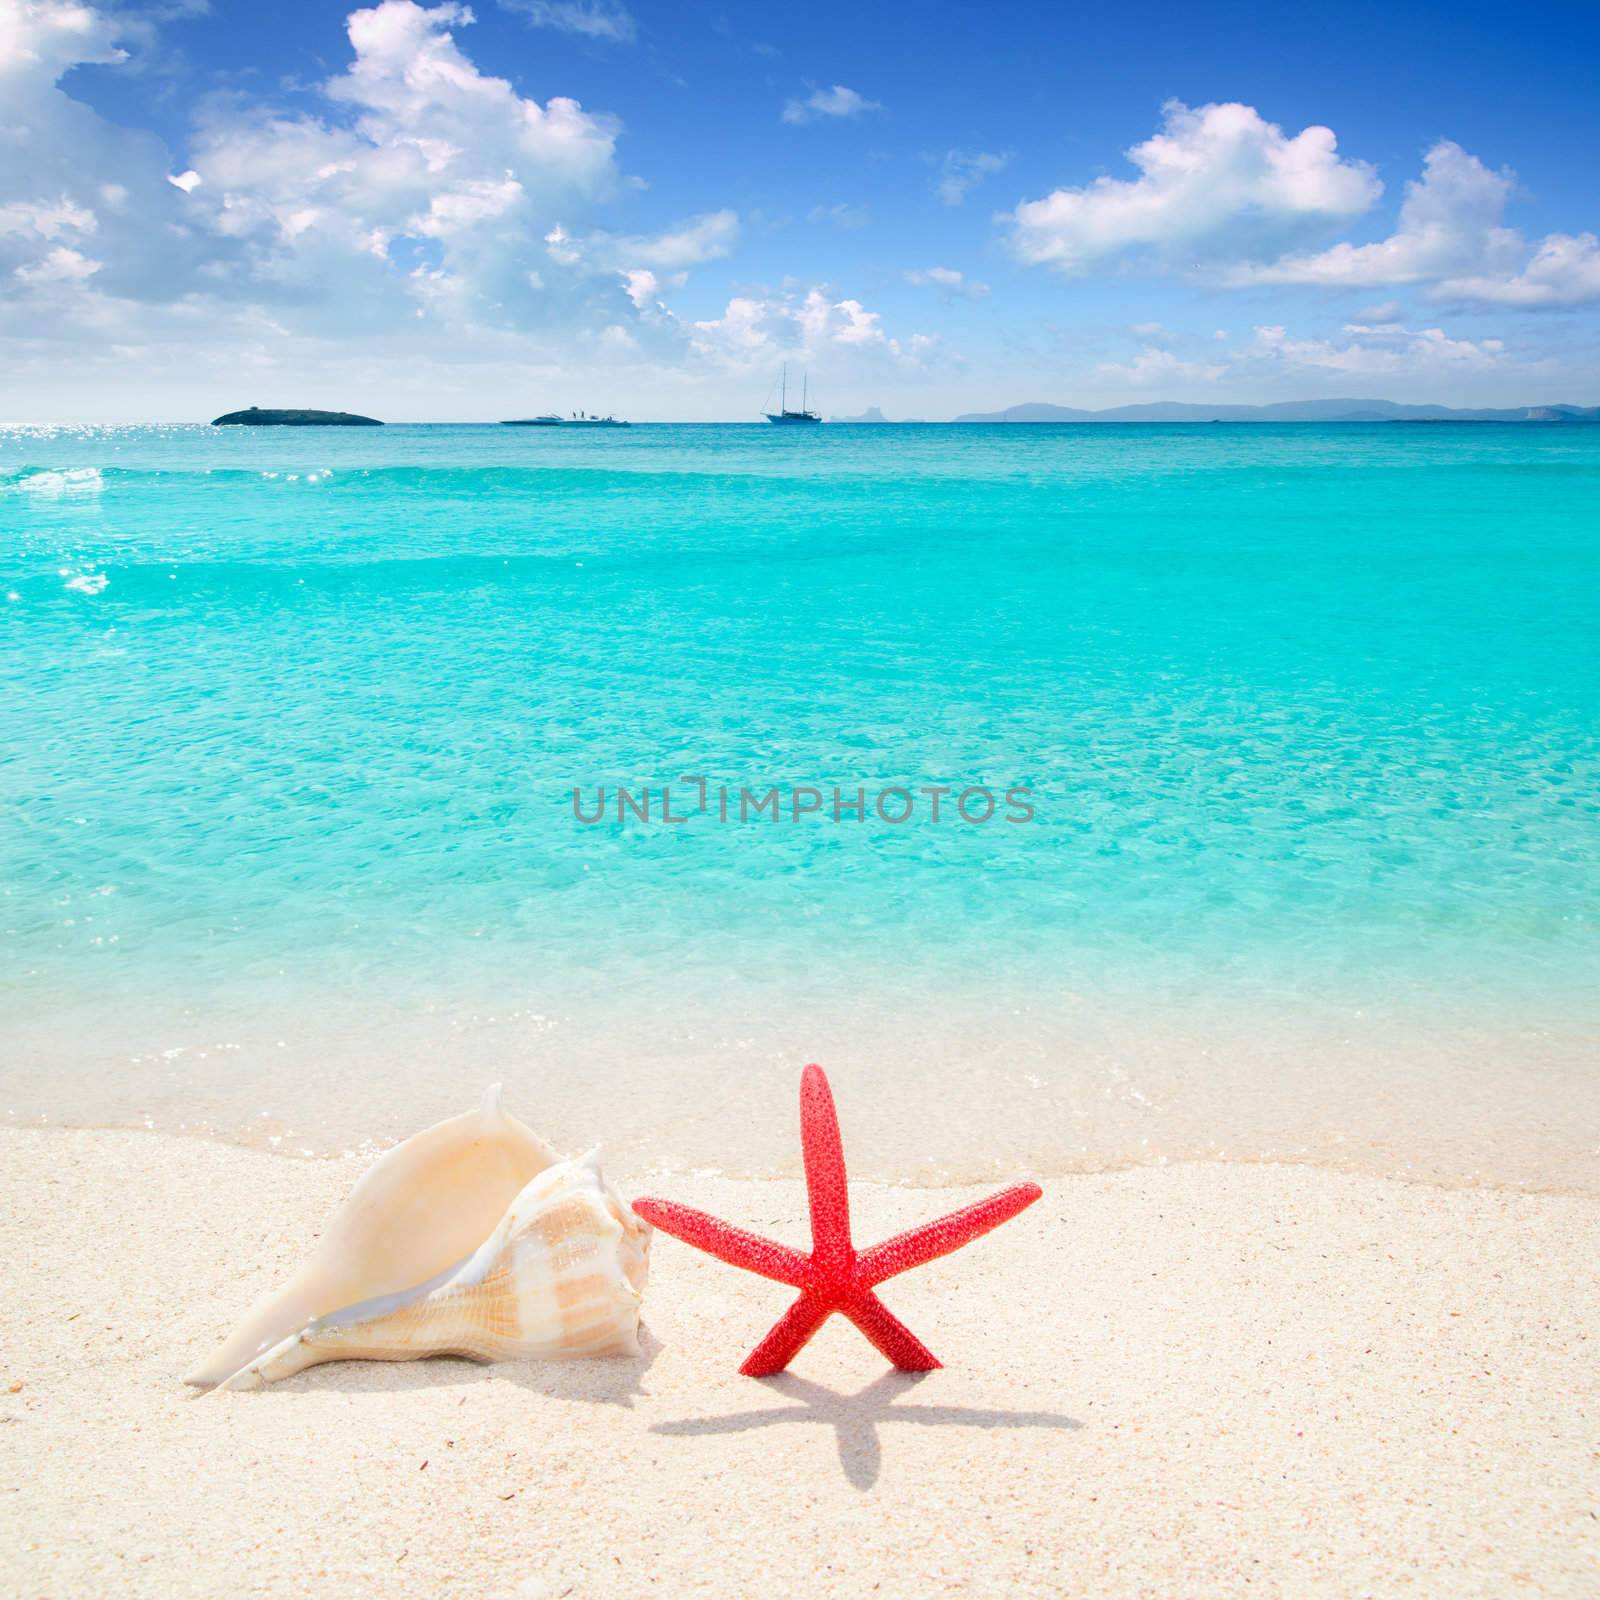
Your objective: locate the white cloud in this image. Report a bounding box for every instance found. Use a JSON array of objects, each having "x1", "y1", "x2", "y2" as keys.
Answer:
[
  {"x1": 686, "y1": 297, "x2": 777, "y2": 360},
  {"x1": 1440, "y1": 232, "x2": 1600, "y2": 307},
  {"x1": 807, "y1": 202, "x2": 869, "y2": 229},
  {"x1": 1226, "y1": 141, "x2": 1600, "y2": 309},
  {"x1": 1097, "y1": 346, "x2": 1225, "y2": 384},
  {"x1": 1007, "y1": 100, "x2": 1379, "y2": 273},
  {"x1": 543, "y1": 222, "x2": 582, "y2": 265},
  {"x1": 1234, "y1": 141, "x2": 1518, "y2": 288},
  {"x1": 689, "y1": 287, "x2": 930, "y2": 370},
  {"x1": 0, "y1": 0, "x2": 775, "y2": 416},
  {"x1": 1251, "y1": 321, "x2": 1507, "y2": 375},
  {"x1": 0, "y1": 0, "x2": 126, "y2": 77},
  {"x1": 530, "y1": 208, "x2": 738, "y2": 282},
  {"x1": 905, "y1": 266, "x2": 990, "y2": 300},
  {"x1": 498, "y1": 0, "x2": 636, "y2": 42},
  {"x1": 15, "y1": 244, "x2": 102, "y2": 283},
  {"x1": 612, "y1": 208, "x2": 738, "y2": 267},
  {"x1": 1005, "y1": 109, "x2": 1600, "y2": 311},
  {"x1": 1093, "y1": 316, "x2": 1517, "y2": 392},
  {"x1": 0, "y1": 195, "x2": 97, "y2": 239},
  {"x1": 0, "y1": 0, "x2": 206, "y2": 298},
  {"x1": 620, "y1": 267, "x2": 656, "y2": 308},
  {"x1": 781, "y1": 85, "x2": 881, "y2": 126},
  {"x1": 1094, "y1": 315, "x2": 1516, "y2": 396},
  {"x1": 938, "y1": 149, "x2": 1008, "y2": 207},
  {"x1": 180, "y1": 1, "x2": 626, "y2": 325}
]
